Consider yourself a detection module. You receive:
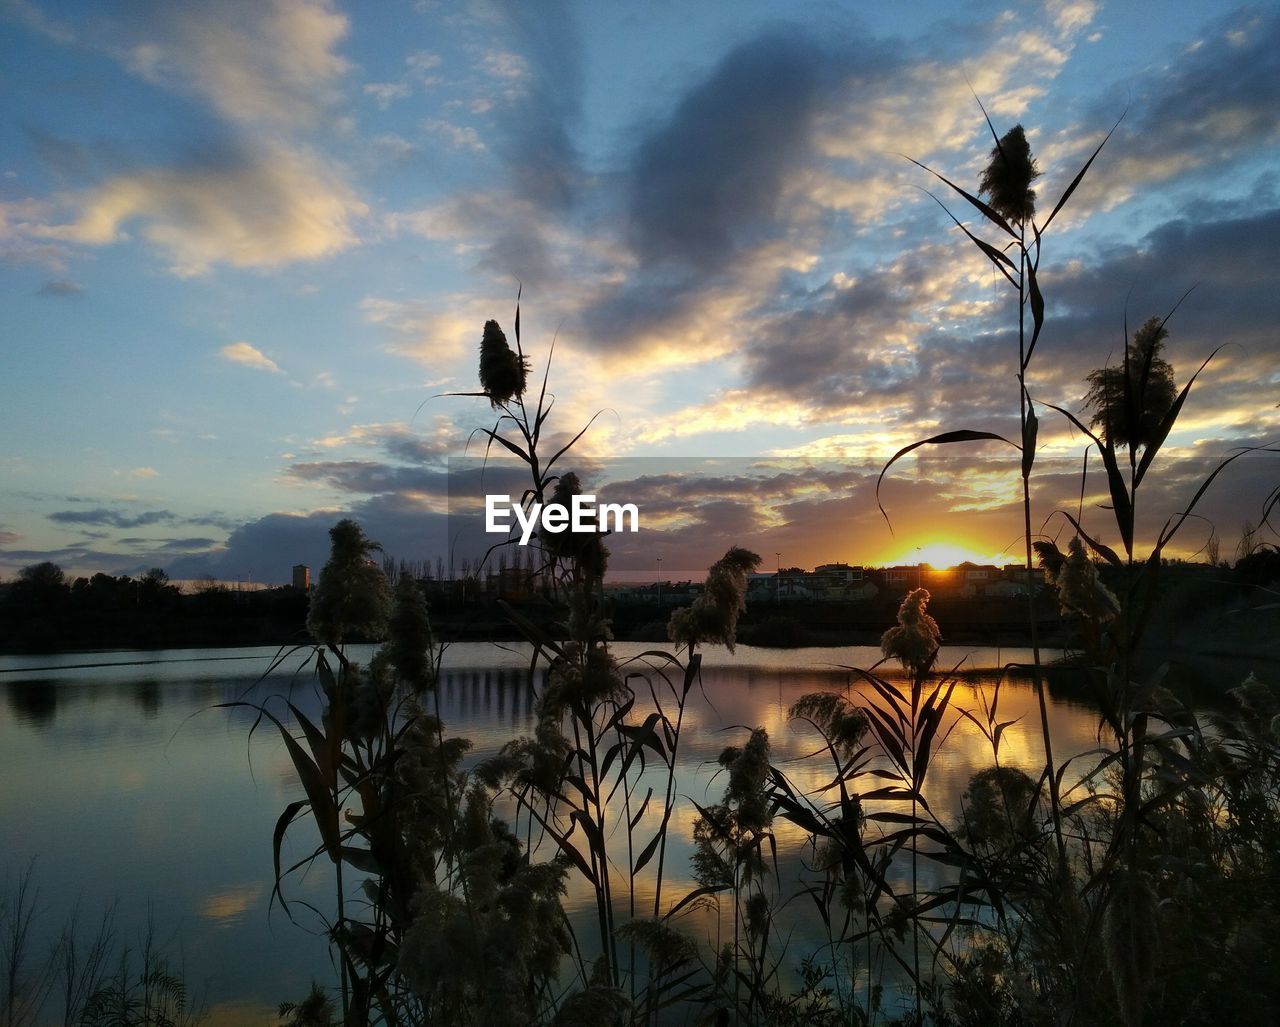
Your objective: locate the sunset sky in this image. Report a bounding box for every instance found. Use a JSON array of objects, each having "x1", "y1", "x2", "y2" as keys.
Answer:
[{"x1": 2, "y1": 0, "x2": 1278, "y2": 583}]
